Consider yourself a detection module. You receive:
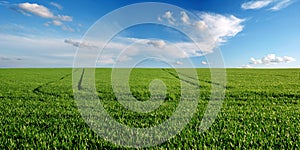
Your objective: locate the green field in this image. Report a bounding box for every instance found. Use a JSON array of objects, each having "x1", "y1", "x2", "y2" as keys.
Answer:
[{"x1": 0, "y1": 68, "x2": 299, "y2": 149}]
